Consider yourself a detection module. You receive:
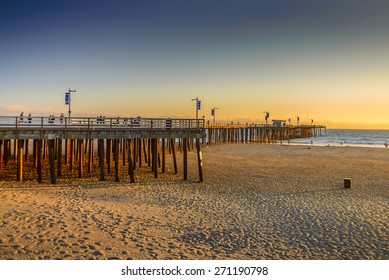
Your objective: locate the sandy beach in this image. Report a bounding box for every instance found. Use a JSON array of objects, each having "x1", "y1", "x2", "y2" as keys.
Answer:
[{"x1": 0, "y1": 143, "x2": 388, "y2": 260}]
